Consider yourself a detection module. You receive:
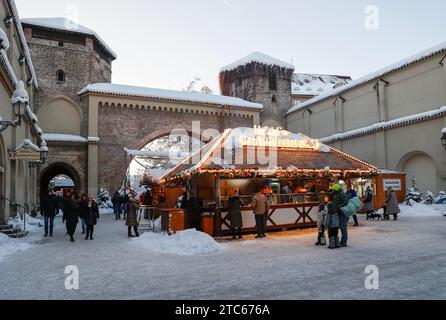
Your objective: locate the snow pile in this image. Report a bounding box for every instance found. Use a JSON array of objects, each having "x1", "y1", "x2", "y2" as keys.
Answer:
[
  {"x1": 9, "y1": 214, "x2": 42, "y2": 233},
  {"x1": 292, "y1": 73, "x2": 351, "y2": 96},
  {"x1": 78, "y1": 83, "x2": 263, "y2": 110},
  {"x1": 0, "y1": 233, "x2": 32, "y2": 263},
  {"x1": 398, "y1": 203, "x2": 446, "y2": 217},
  {"x1": 220, "y1": 52, "x2": 295, "y2": 72},
  {"x1": 132, "y1": 229, "x2": 223, "y2": 256}
]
